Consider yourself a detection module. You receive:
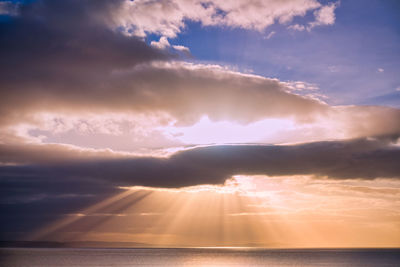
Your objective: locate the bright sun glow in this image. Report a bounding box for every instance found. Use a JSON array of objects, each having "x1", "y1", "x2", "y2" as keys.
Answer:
[
  {"x1": 164, "y1": 116, "x2": 295, "y2": 144},
  {"x1": 30, "y1": 175, "x2": 400, "y2": 248}
]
